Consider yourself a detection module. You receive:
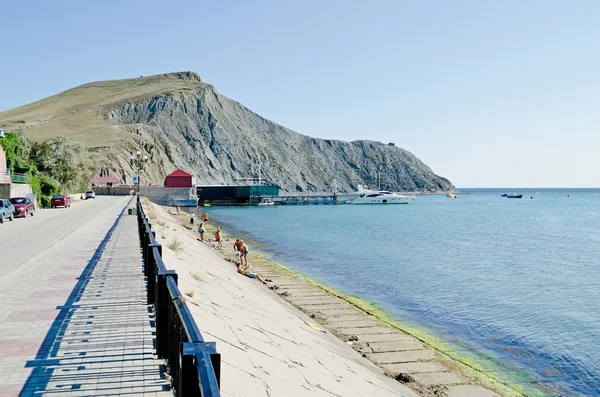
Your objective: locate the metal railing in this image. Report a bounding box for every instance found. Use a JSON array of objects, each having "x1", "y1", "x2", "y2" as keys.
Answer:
[
  {"x1": 136, "y1": 197, "x2": 221, "y2": 397},
  {"x1": 10, "y1": 172, "x2": 28, "y2": 184},
  {"x1": 1, "y1": 171, "x2": 29, "y2": 184}
]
